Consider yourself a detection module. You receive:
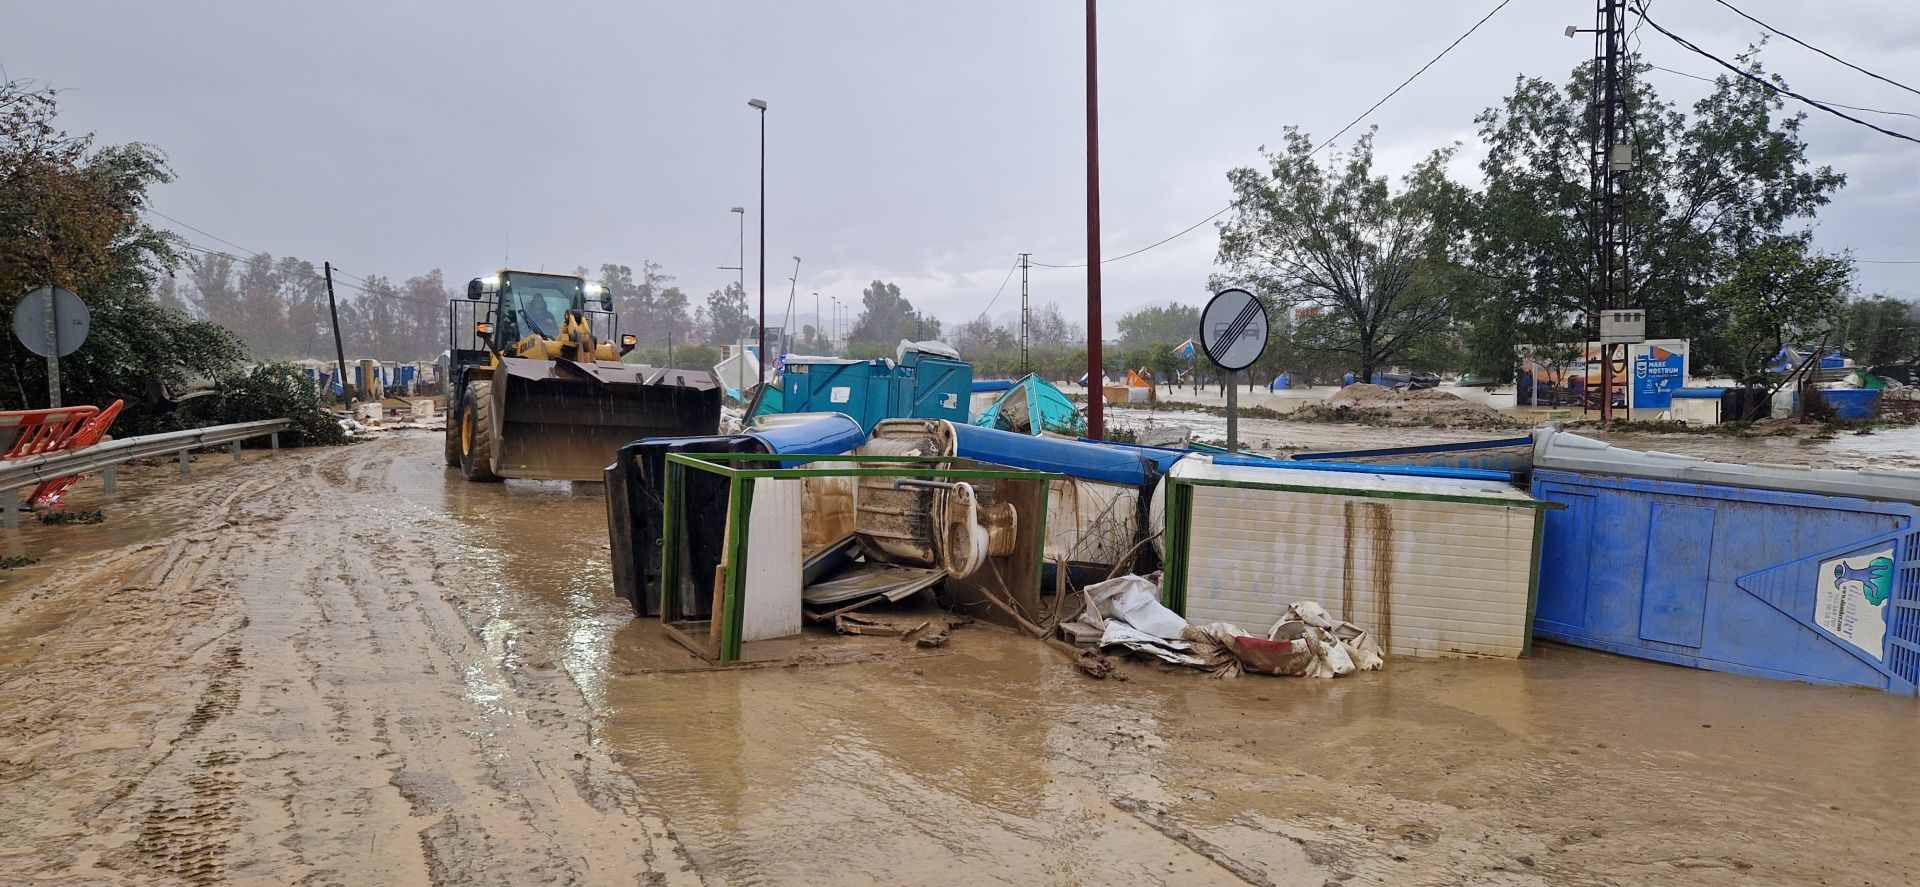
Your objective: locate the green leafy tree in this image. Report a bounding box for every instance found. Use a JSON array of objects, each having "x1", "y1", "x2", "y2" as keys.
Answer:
[
  {"x1": 1841, "y1": 295, "x2": 1920, "y2": 367},
  {"x1": 1116, "y1": 303, "x2": 1200, "y2": 347},
  {"x1": 1215, "y1": 129, "x2": 1468, "y2": 383},
  {"x1": 1467, "y1": 53, "x2": 1846, "y2": 378},
  {"x1": 1696, "y1": 235, "x2": 1852, "y2": 383},
  {"x1": 0, "y1": 76, "x2": 249, "y2": 420},
  {"x1": 655, "y1": 285, "x2": 692, "y2": 349},
  {"x1": 951, "y1": 315, "x2": 1015, "y2": 357},
  {"x1": 849, "y1": 280, "x2": 941, "y2": 344},
  {"x1": 701, "y1": 281, "x2": 751, "y2": 346}
]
